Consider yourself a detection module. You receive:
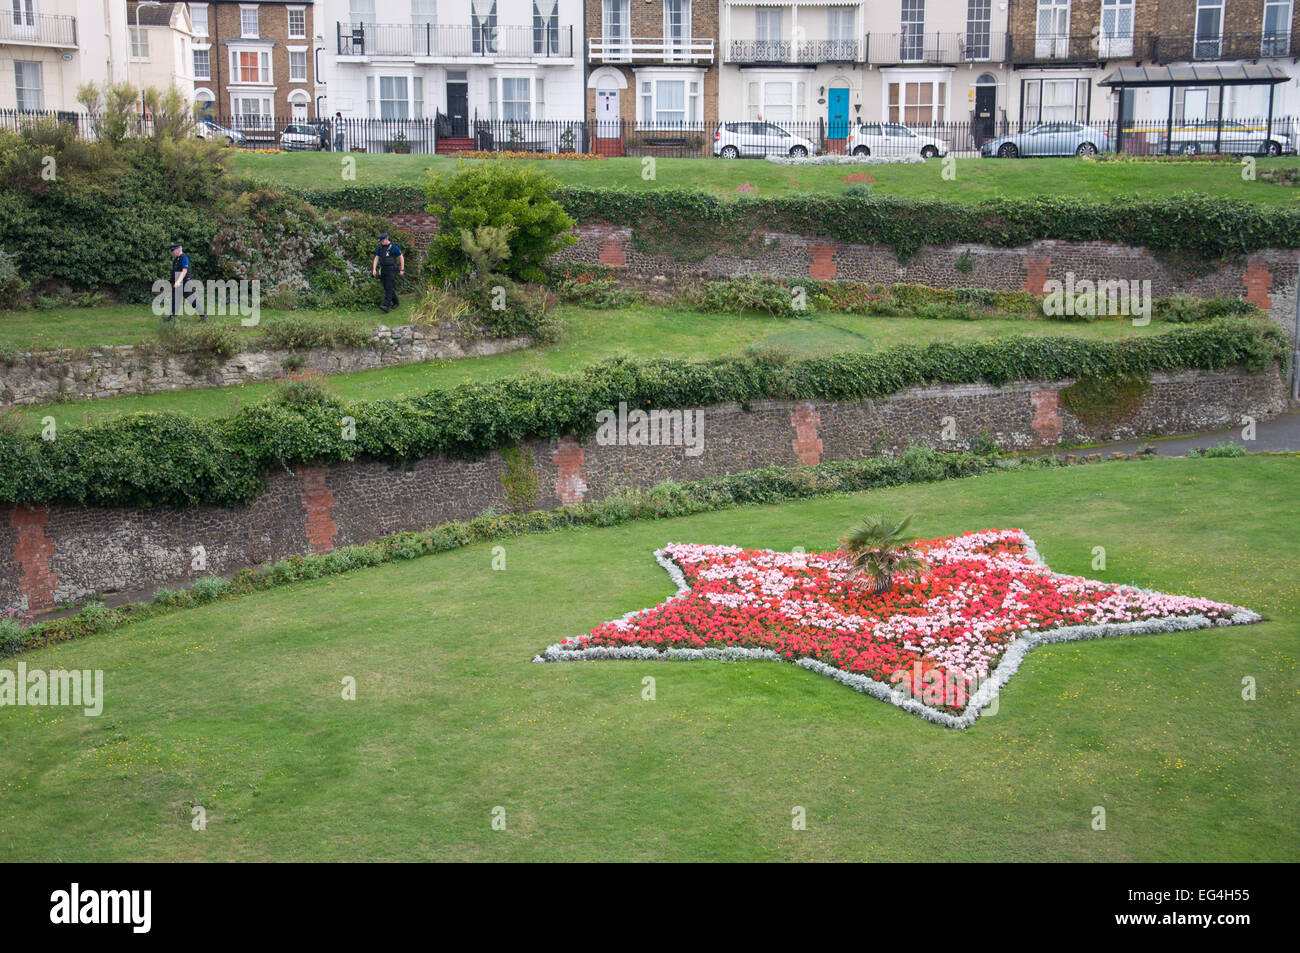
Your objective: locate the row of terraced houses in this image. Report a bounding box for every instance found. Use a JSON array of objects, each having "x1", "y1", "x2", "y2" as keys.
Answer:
[{"x1": 2, "y1": 0, "x2": 1297, "y2": 150}]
